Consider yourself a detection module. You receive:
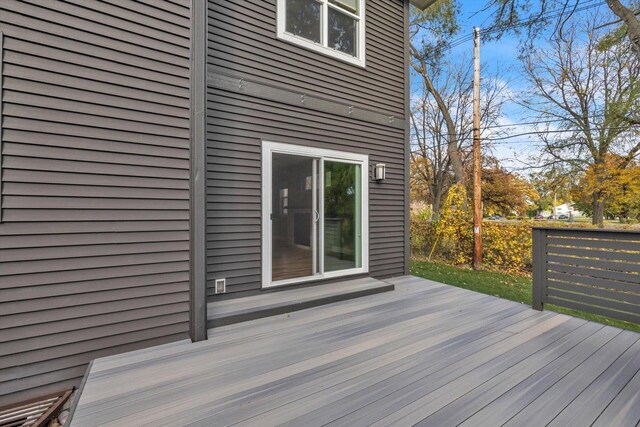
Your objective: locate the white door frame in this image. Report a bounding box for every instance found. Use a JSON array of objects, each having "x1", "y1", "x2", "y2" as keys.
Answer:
[{"x1": 261, "y1": 141, "x2": 369, "y2": 289}]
